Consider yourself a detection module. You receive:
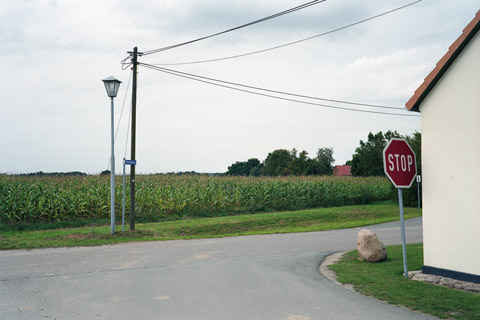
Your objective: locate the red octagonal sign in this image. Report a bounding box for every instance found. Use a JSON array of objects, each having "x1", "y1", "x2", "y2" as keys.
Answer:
[{"x1": 383, "y1": 138, "x2": 417, "y2": 188}]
